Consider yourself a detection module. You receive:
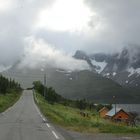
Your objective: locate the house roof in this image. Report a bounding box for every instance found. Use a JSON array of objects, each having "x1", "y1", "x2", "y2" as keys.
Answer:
[
  {"x1": 106, "y1": 108, "x2": 122, "y2": 117},
  {"x1": 99, "y1": 107, "x2": 109, "y2": 113}
]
